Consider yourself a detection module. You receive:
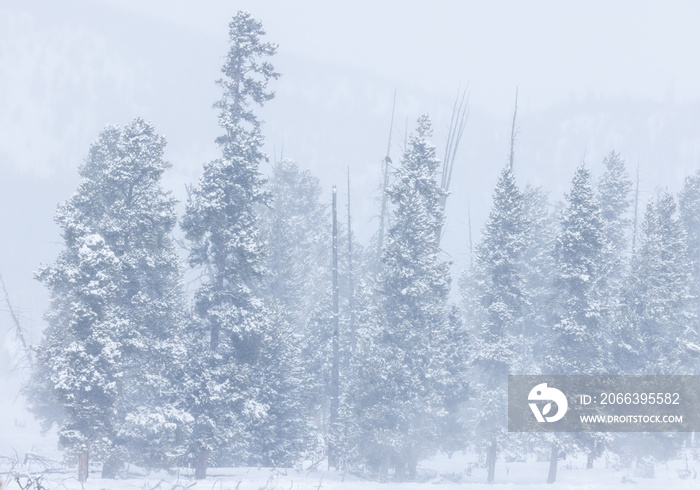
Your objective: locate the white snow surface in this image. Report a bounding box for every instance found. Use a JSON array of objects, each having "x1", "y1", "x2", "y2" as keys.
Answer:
[
  {"x1": 1, "y1": 450, "x2": 699, "y2": 489},
  {"x1": 1, "y1": 399, "x2": 698, "y2": 489}
]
